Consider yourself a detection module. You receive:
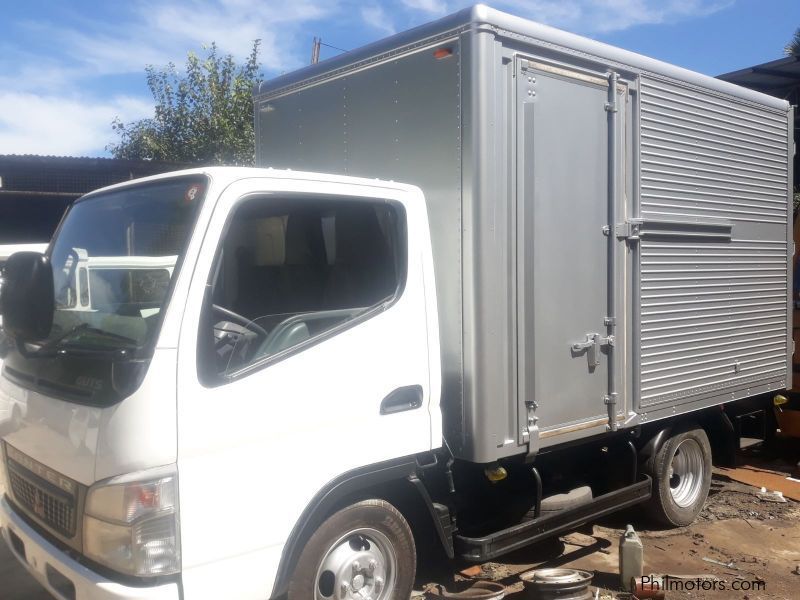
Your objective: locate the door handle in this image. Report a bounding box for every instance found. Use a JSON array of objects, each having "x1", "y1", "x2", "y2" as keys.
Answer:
[
  {"x1": 380, "y1": 385, "x2": 423, "y2": 415},
  {"x1": 571, "y1": 333, "x2": 614, "y2": 368}
]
